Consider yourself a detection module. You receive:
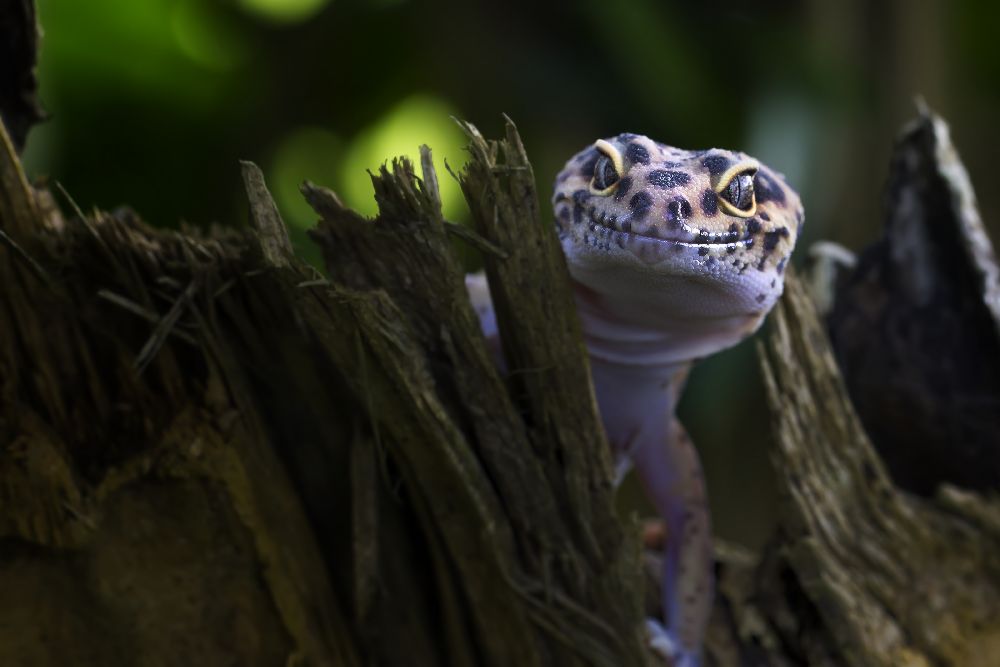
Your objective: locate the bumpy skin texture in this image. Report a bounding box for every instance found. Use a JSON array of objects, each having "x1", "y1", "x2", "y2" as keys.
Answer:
[
  {"x1": 558, "y1": 134, "x2": 802, "y2": 666},
  {"x1": 471, "y1": 134, "x2": 802, "y2": 666}
]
